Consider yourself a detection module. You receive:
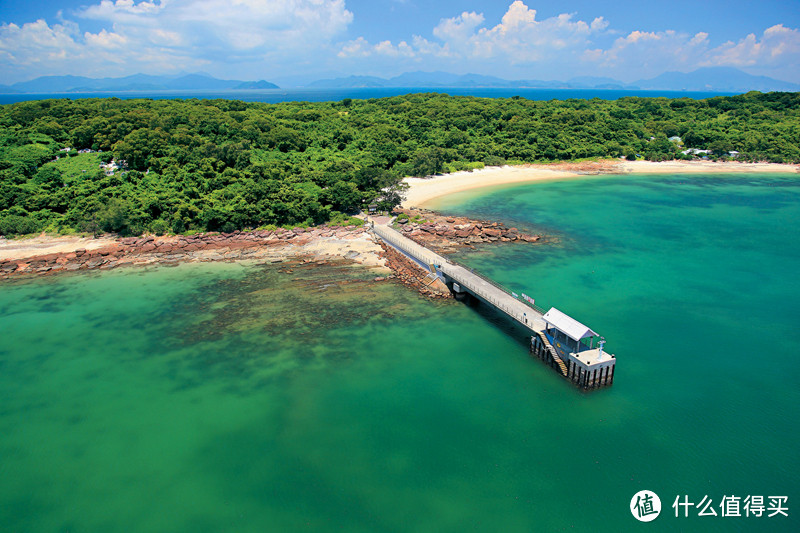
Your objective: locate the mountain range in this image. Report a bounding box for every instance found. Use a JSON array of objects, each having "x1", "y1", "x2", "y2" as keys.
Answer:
[
  {"x1": 306, "y1": 68, "x2": 800, "y2": 93},
  {"x1": 0, "y1": 73, "x2": 278, "y2": 93},
  {"x1": 1, "y1": 67, "x2": 798, "y2": 94}
]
